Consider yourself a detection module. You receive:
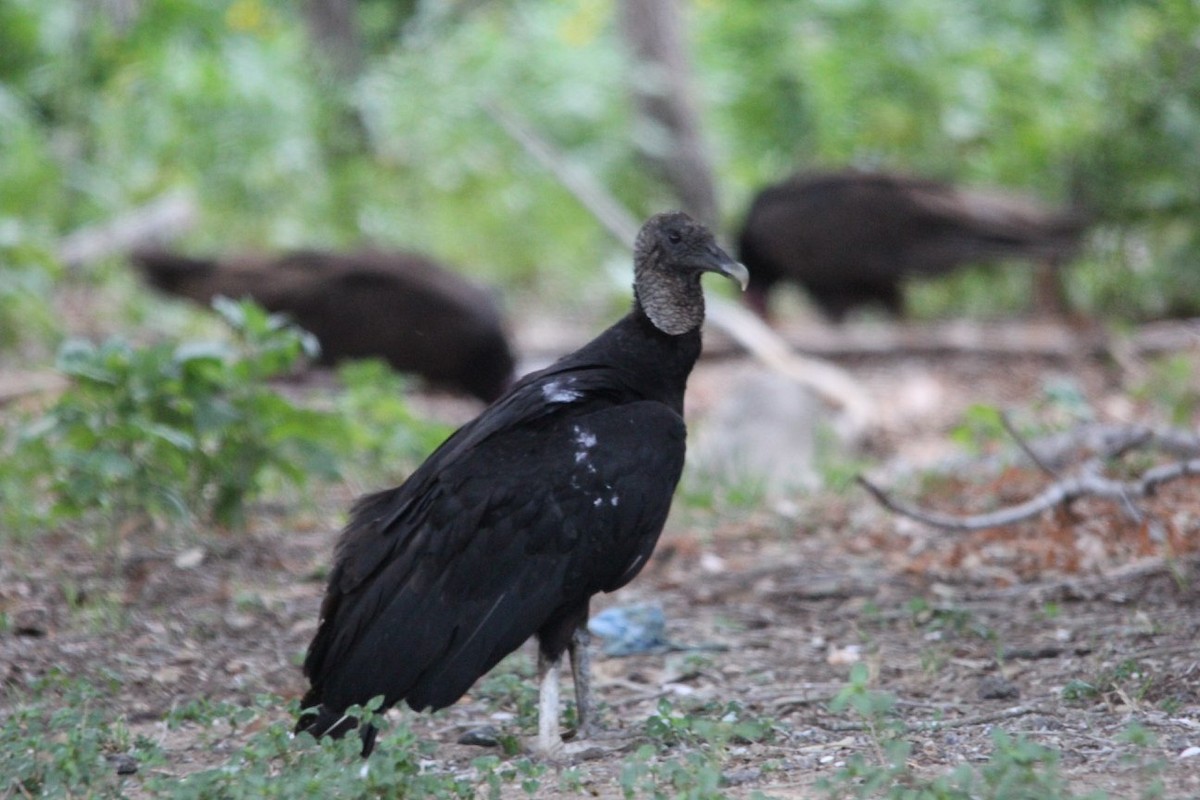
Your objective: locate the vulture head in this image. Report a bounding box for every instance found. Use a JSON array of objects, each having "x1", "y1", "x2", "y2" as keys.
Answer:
[{"x1": 633, "y1": 211, "x2": 750, "y2": 336}]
